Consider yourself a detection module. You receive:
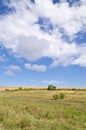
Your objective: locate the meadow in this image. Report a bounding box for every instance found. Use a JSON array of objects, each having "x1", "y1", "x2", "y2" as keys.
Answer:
[{"x1": 0, "y1": 88, "x2": 86, "y2": 130}]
